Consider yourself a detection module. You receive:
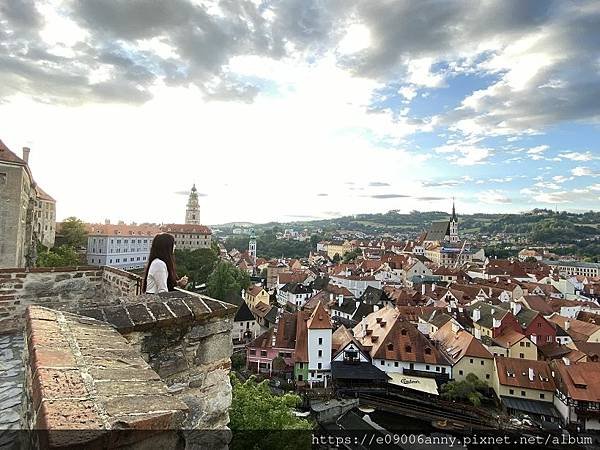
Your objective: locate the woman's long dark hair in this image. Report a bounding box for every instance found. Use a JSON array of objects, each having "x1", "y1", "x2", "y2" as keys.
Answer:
[{"x1": 142, "y1": 233, "x2": 178, "y2": 292}]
